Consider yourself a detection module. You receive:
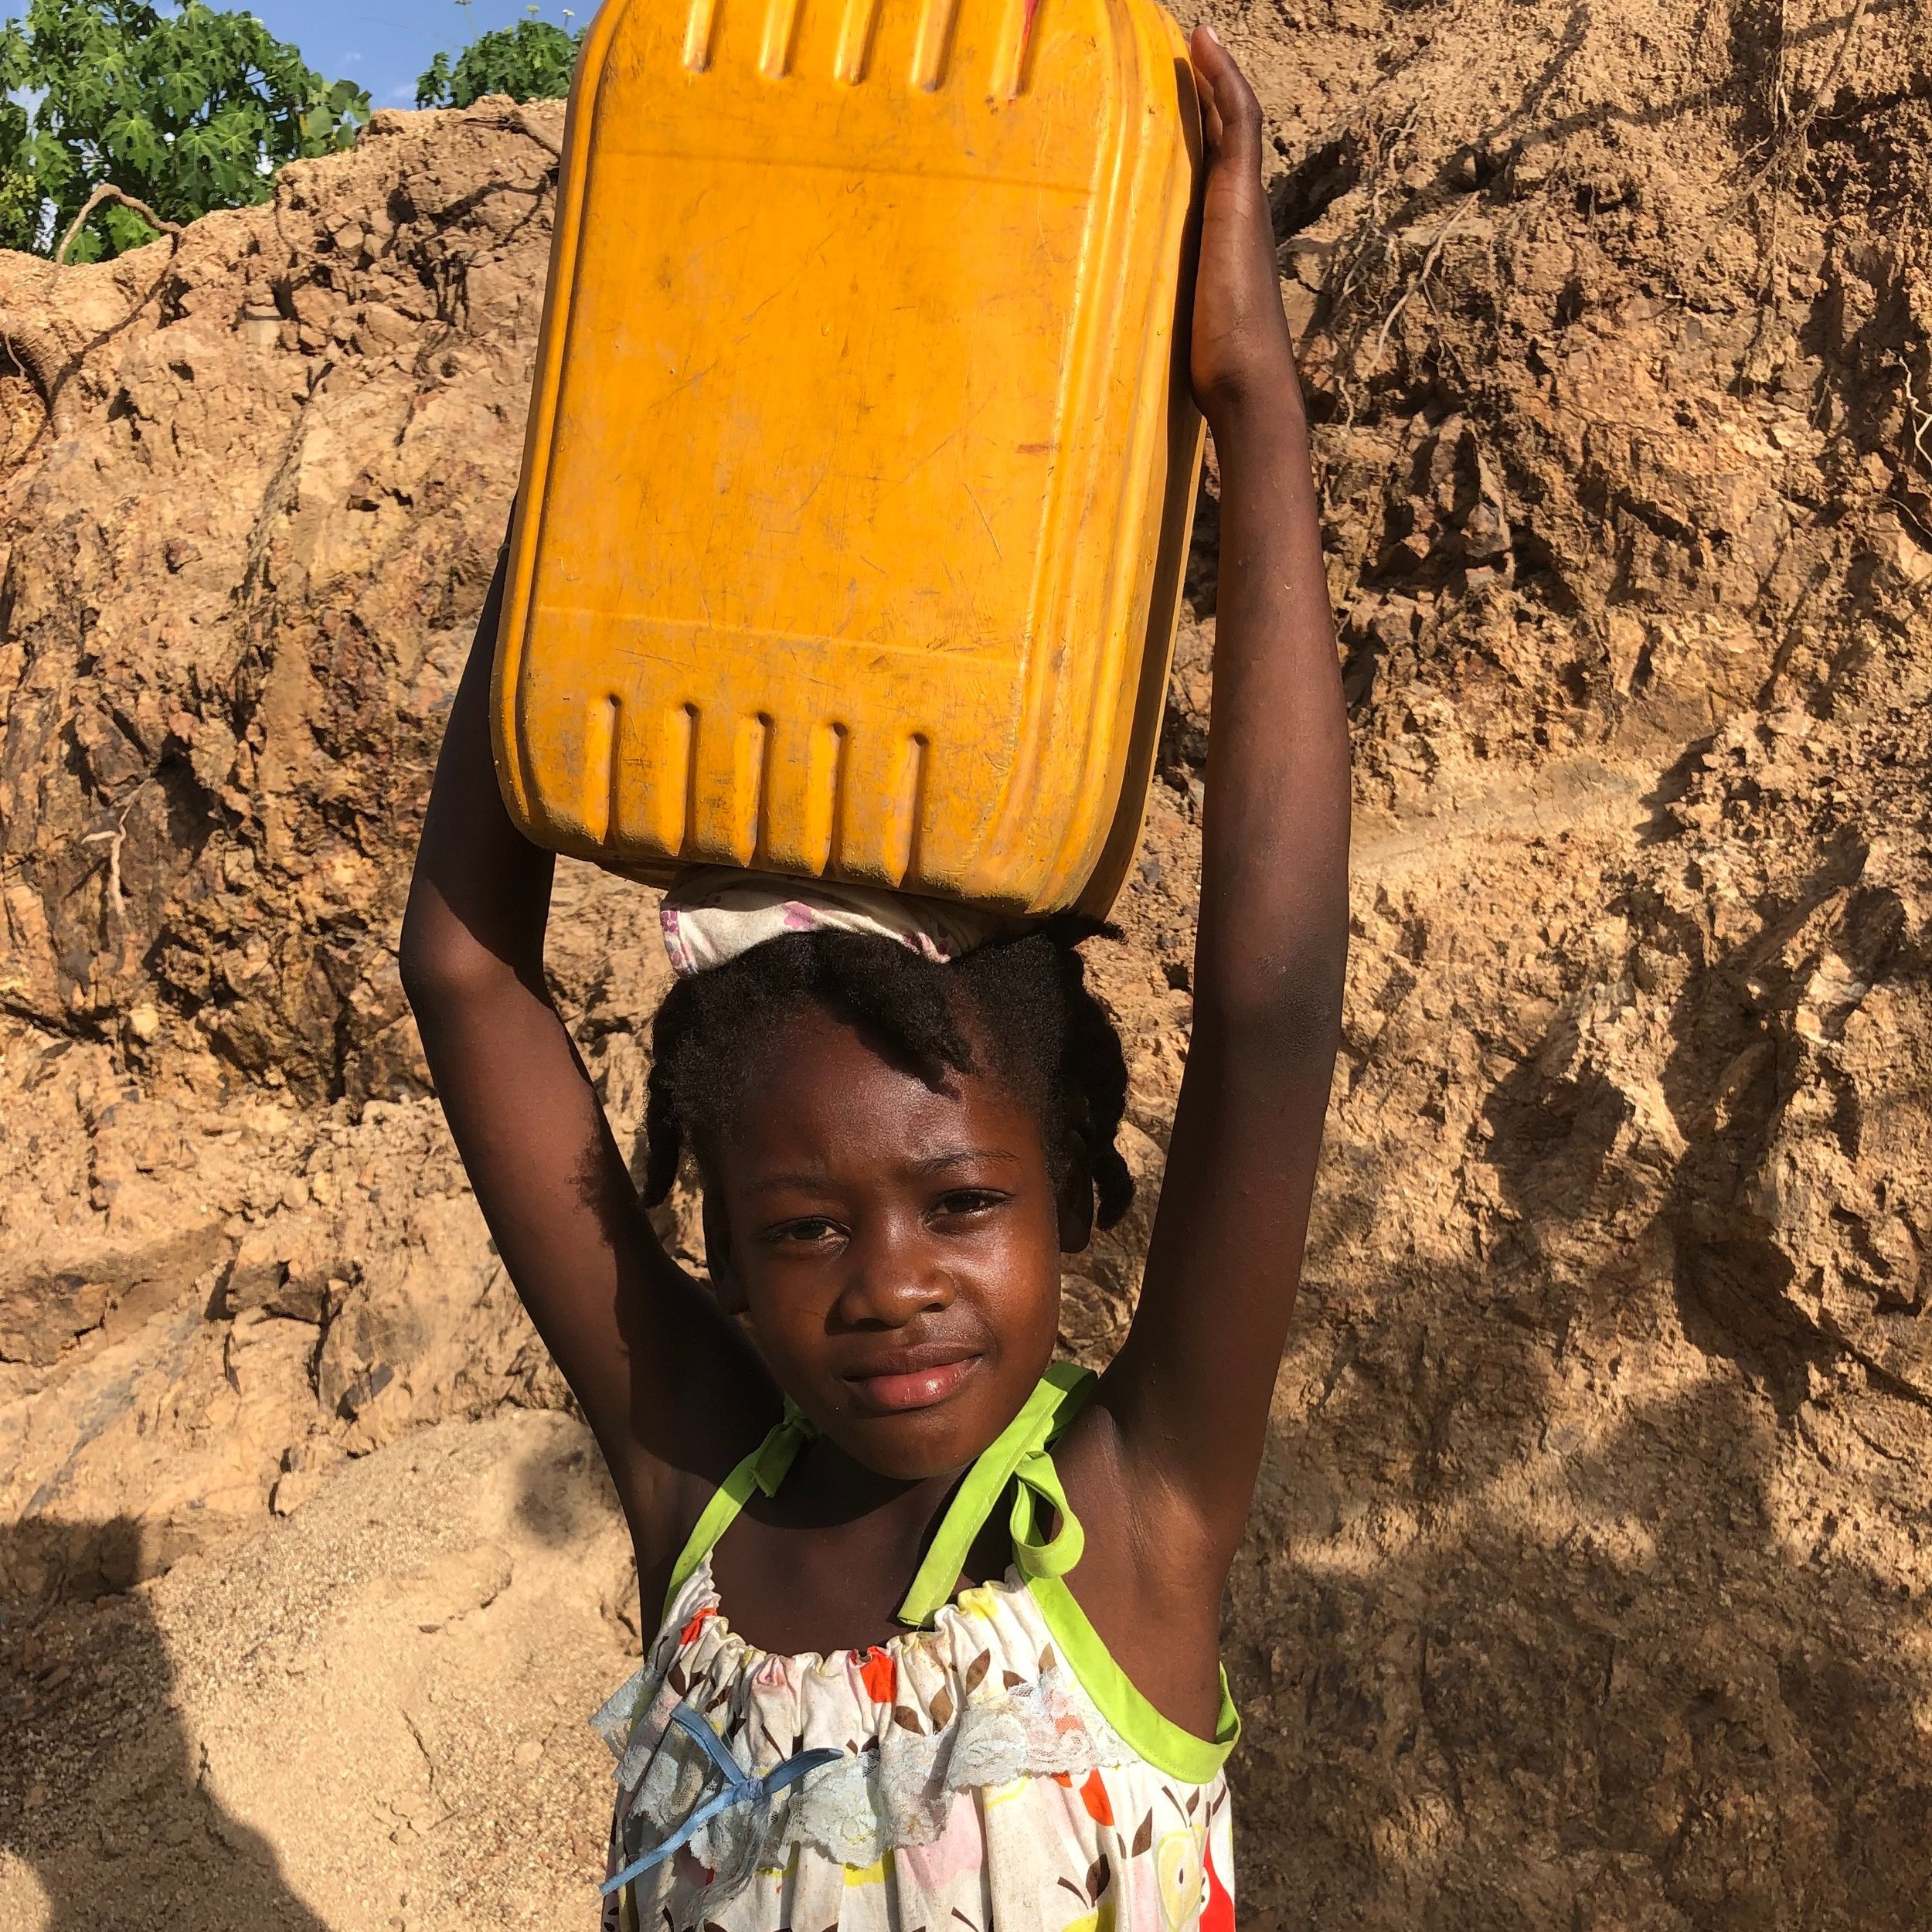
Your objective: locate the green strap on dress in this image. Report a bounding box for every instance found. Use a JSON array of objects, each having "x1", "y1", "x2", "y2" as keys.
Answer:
[
  {"x1": 894, "y1": 1359, "x2": 1094, "y2": 1627},
  {"x1": 660, "y1": 1366, "x2": 1240, "y2": 1783},
  {"x1": 662, "y1": 1397, "x2": 818, "y2": 1617}
]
